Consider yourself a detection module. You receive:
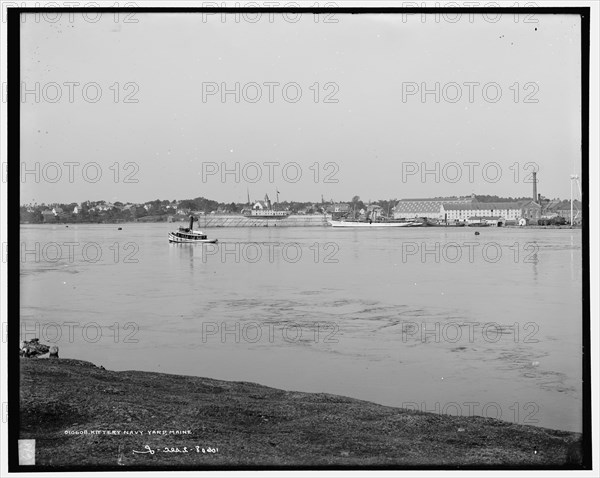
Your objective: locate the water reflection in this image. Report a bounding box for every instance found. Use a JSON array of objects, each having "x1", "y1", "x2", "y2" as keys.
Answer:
[
  {"x1": 169, "y1": 242, "x2": 195, "y2": 272},
  {"x1": 530, "y1": 241, "x2": 539, "y2": 281}
]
